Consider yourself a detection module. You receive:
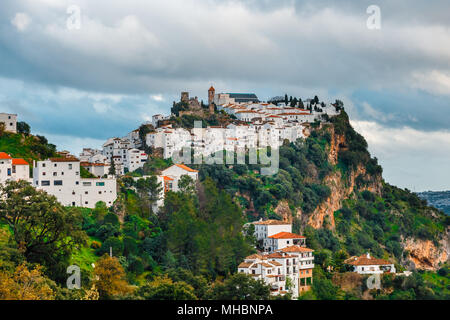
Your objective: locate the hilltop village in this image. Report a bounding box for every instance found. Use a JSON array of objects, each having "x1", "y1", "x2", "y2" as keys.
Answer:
[
  {"x1": 1, "y1": 87, "x2": 447, "y2": 300},
  {"x1": 0, "y1": 87, "x2": 342, "y2": 213}
]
